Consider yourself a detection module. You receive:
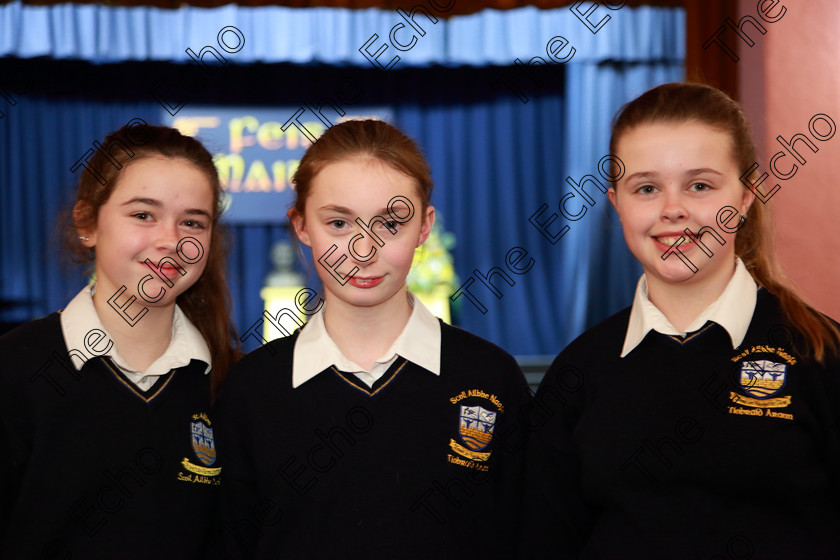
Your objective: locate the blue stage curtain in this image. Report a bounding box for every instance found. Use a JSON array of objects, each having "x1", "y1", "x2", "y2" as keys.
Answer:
[
  {"x1": 0, "y1": 97, "x2": 162, "y2": 323},
  {"x1": 0, "y1": 4, "x2": 684, "y2": 358},
  {"x1": 393, "y1": 61, "x2": 683, "y2": 356},
  {"x1": 0, "y1": 1, "x2": 683, "y2": 67}
]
